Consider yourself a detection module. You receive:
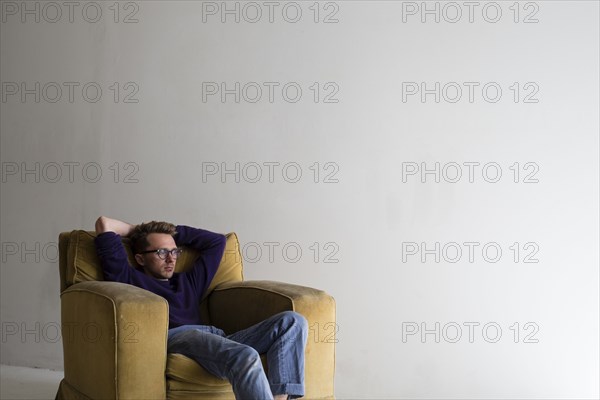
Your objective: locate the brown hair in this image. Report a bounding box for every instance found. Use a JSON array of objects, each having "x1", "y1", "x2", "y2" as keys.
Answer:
[{"x1": 130, "y1": 221, "x2": 177, "y2": 253}]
